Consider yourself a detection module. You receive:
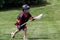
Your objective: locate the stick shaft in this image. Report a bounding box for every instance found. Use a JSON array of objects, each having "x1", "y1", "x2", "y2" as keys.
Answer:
[
  {"x1": 20, "y1": 20, "x2": 31, "y2": 27},
  {"x1": 20, "y1": 13, "x2": 43, "y2": 27}
]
